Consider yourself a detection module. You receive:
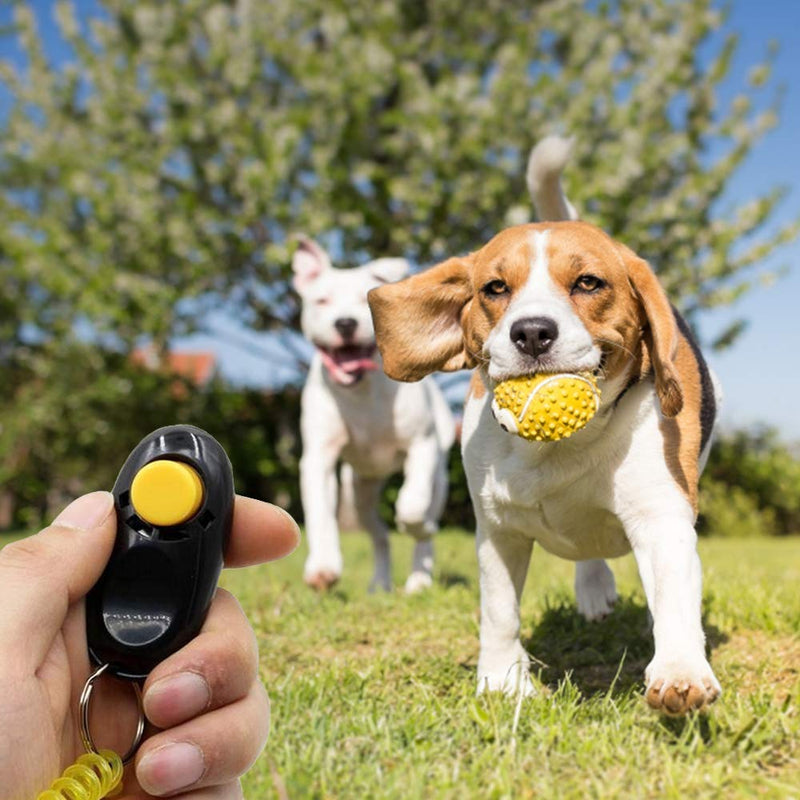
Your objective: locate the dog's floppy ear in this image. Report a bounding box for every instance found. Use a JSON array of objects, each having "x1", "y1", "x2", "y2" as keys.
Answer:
[
  {"x1": 368, "y1": 255, "x2": 475, "y2": 382},
  {"x1": 619, "y1": 242, "x2": 683, "y2": 417},
  {"x1": 367, "y1": 258, "x2": 410, "y2": 284},
  {"x1": 292, "y1": 235, "x2": 332, "y2": 293}
]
